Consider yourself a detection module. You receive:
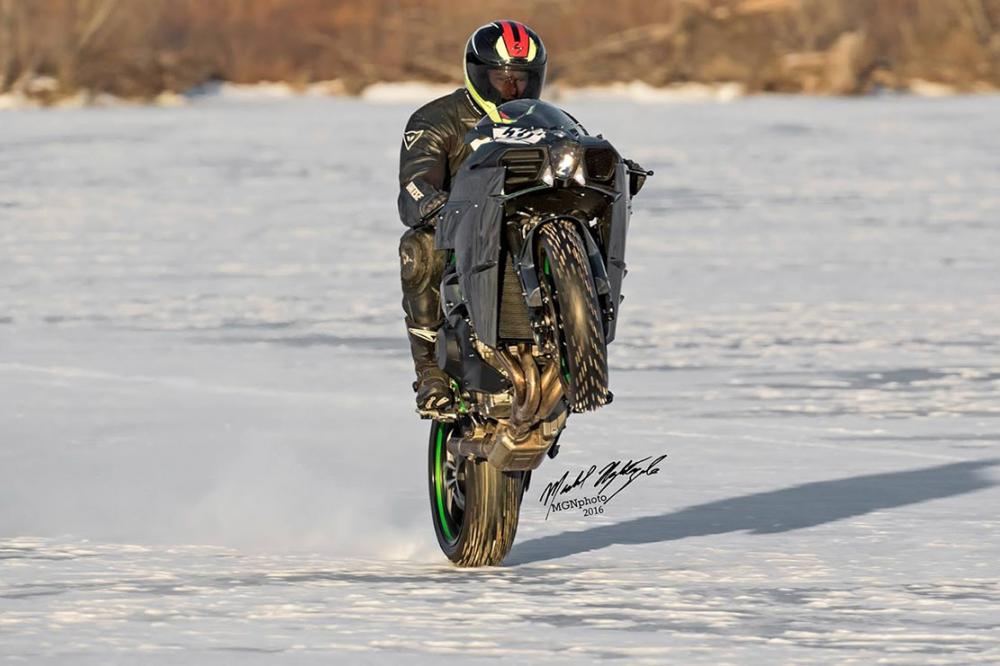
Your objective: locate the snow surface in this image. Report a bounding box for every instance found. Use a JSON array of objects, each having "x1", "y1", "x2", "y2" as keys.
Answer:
[{"x1": 1, "y1": 94, "x2": 999, "y2": 663}]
